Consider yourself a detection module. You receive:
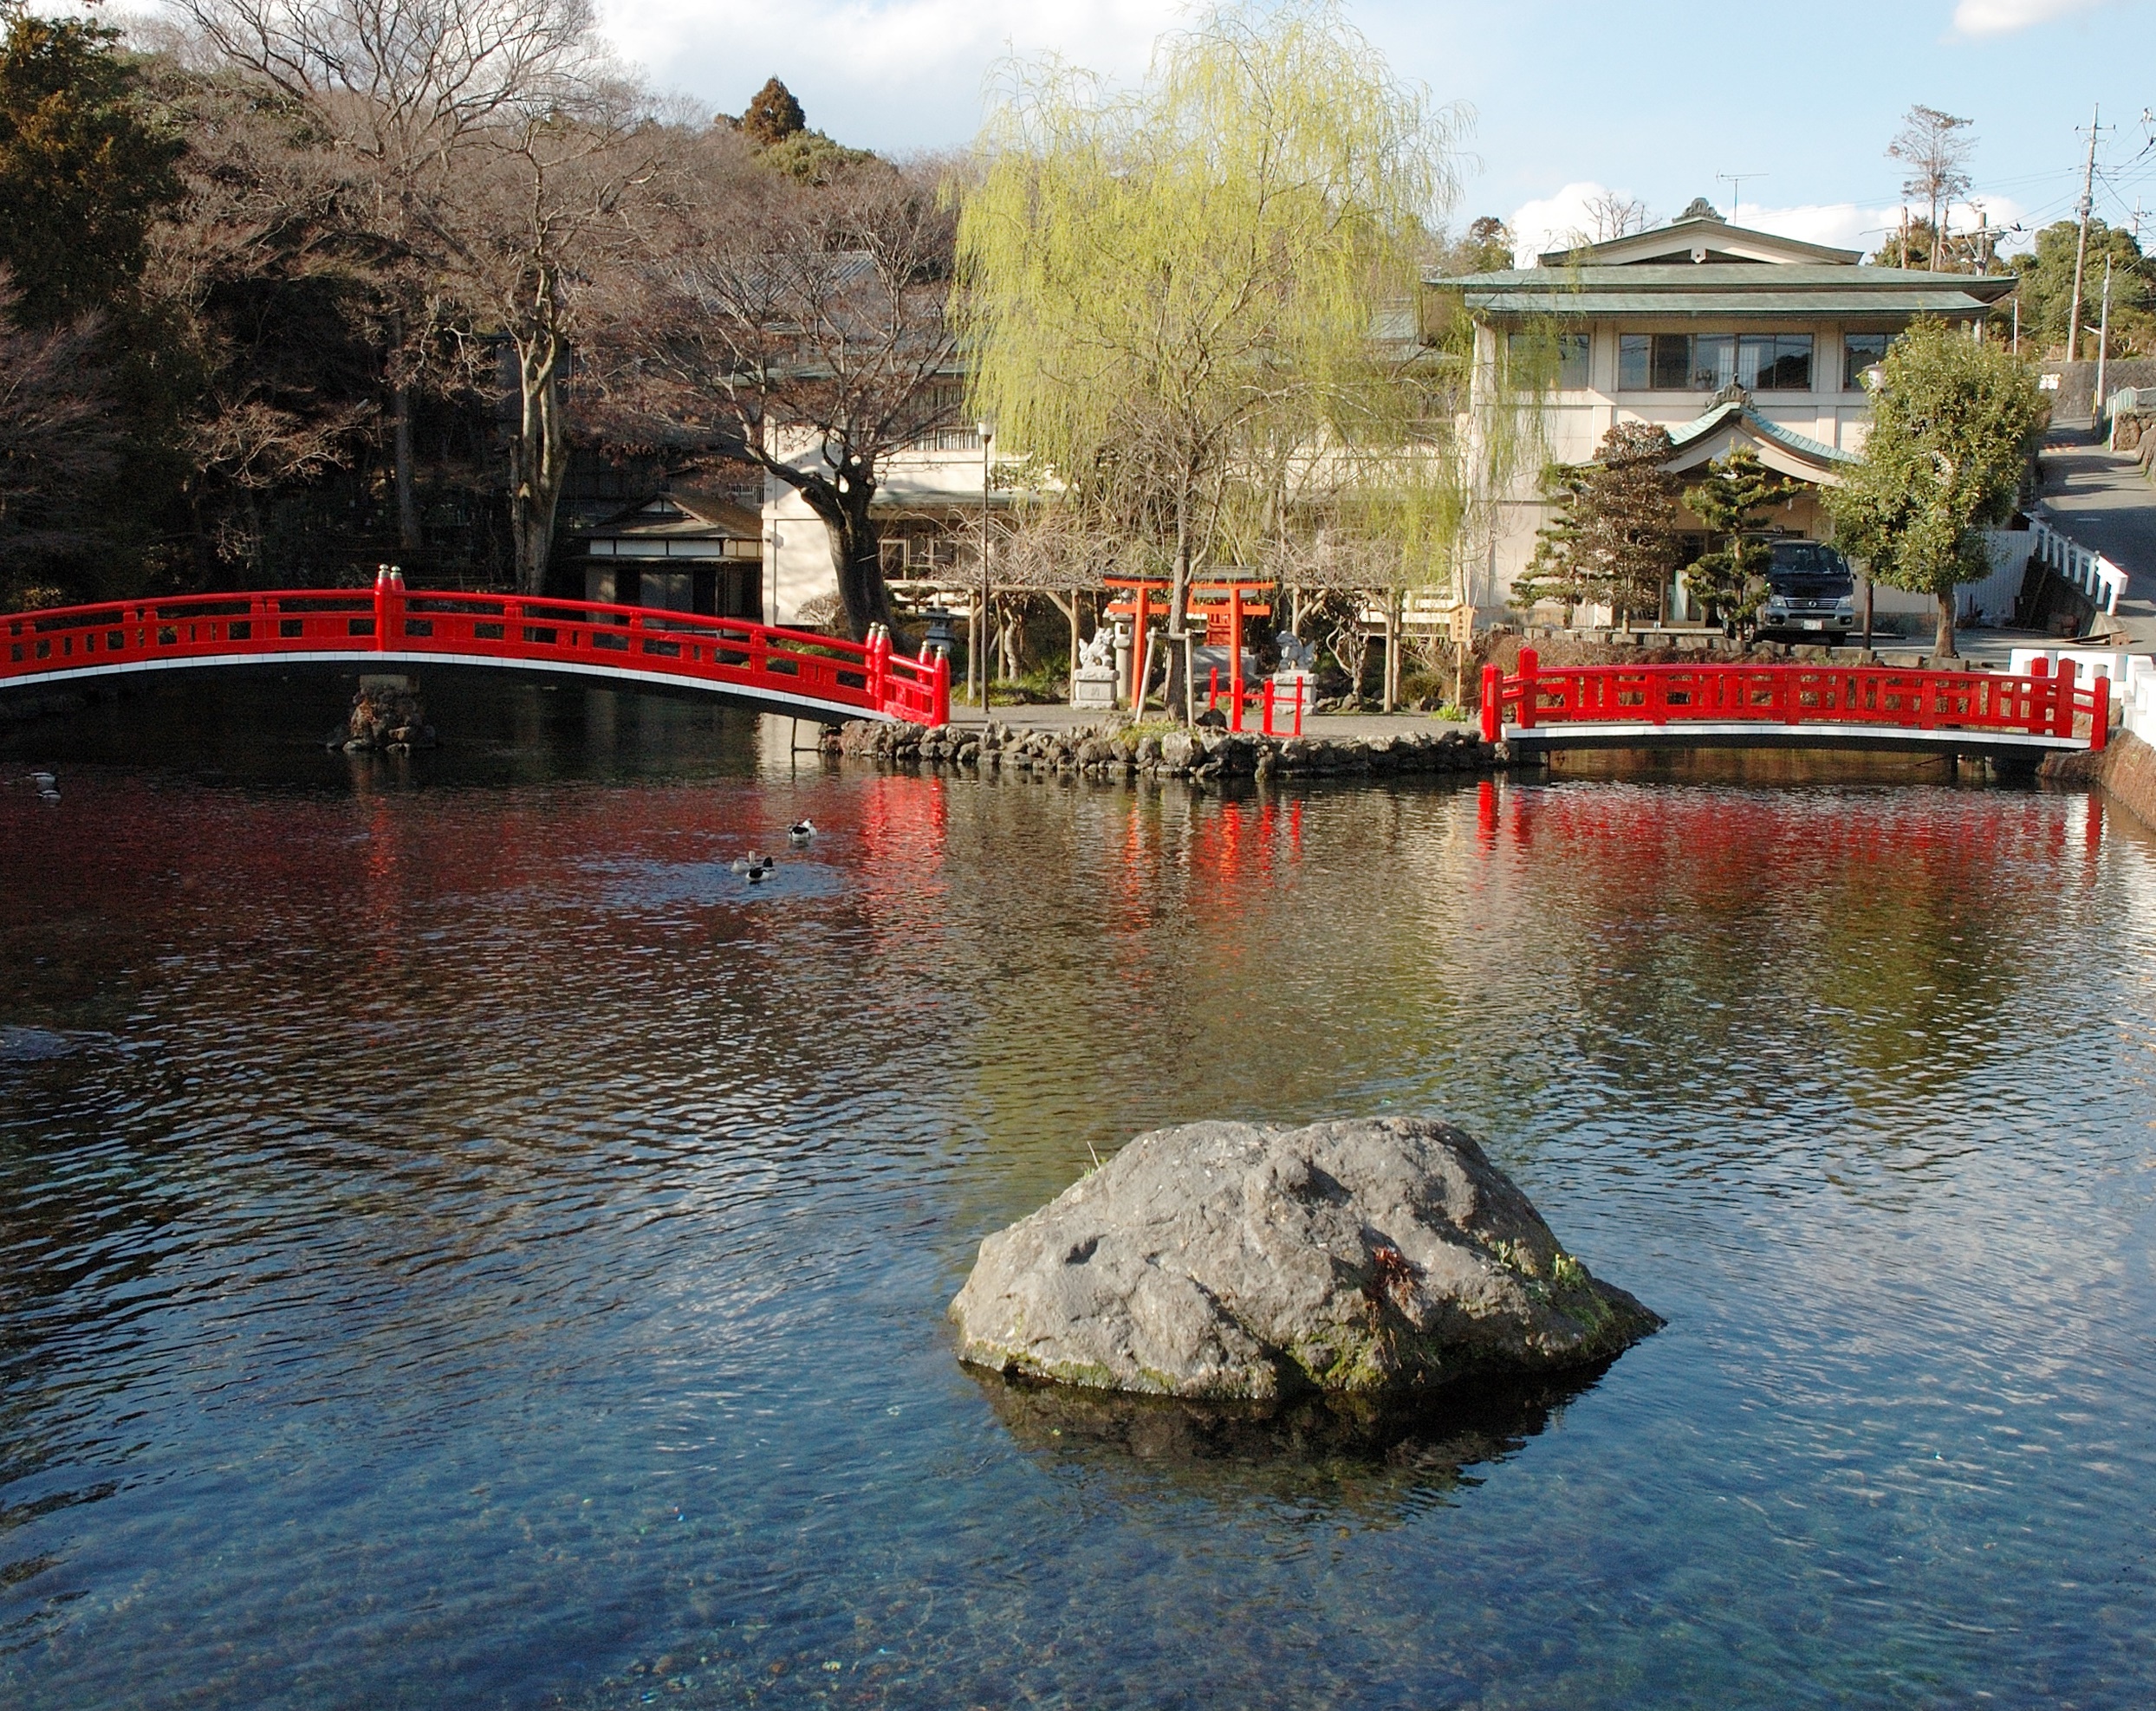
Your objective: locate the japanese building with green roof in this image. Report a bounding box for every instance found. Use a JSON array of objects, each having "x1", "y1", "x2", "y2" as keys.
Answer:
[{"x1": 1426, "y1": 198, "x2": 2016, "y2": 623}]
